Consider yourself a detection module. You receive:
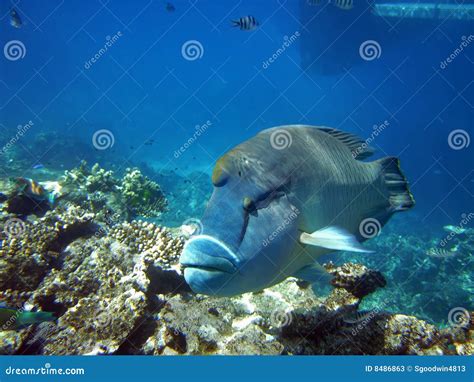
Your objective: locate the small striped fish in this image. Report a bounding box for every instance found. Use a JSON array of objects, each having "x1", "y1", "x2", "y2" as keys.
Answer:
[
  {"x1": 426, "y1": 247, "x2": 456, "y2": 258},
  {"x1": 231, "y1": 15, "x2": 259, "y2": 31},
  {"x1": 331, "y1": 0, "x2": 353, "y2": 10},
  {"x1": 342, "y1": 310, "x2": 376, "y2": 325}
]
